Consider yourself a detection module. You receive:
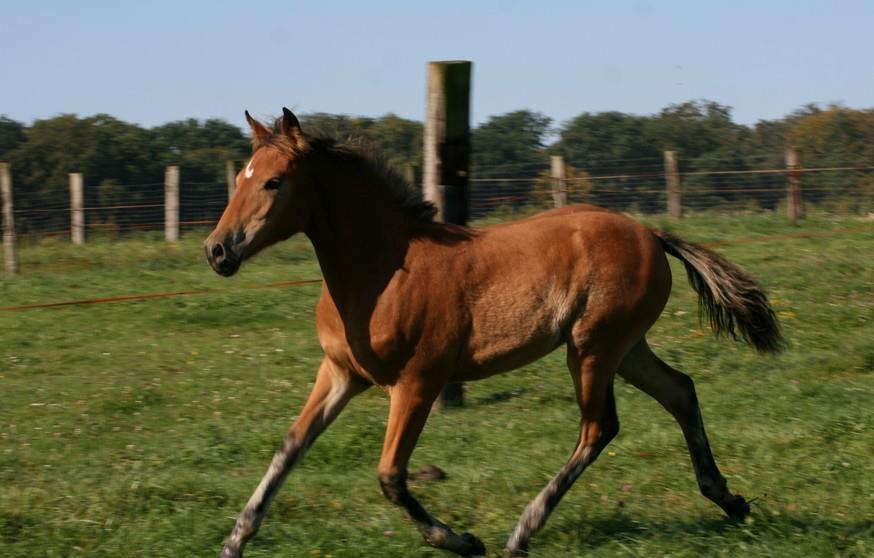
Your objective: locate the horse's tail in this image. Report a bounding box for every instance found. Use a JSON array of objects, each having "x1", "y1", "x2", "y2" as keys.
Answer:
[{"x1": 653, "y1": 230, "x2": 785, "y2": 354}]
